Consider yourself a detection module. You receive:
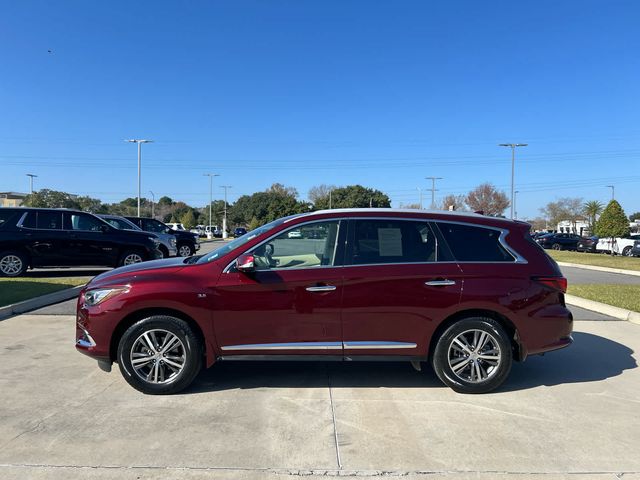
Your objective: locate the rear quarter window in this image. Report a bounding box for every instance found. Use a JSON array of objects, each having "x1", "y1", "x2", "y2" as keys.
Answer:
[
  {"x1": 436, "y1": 222, "x2": 514, "y2": 262},
  {"x1": 0, "y1": 210, "x2": 18, "y2": 229}
]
